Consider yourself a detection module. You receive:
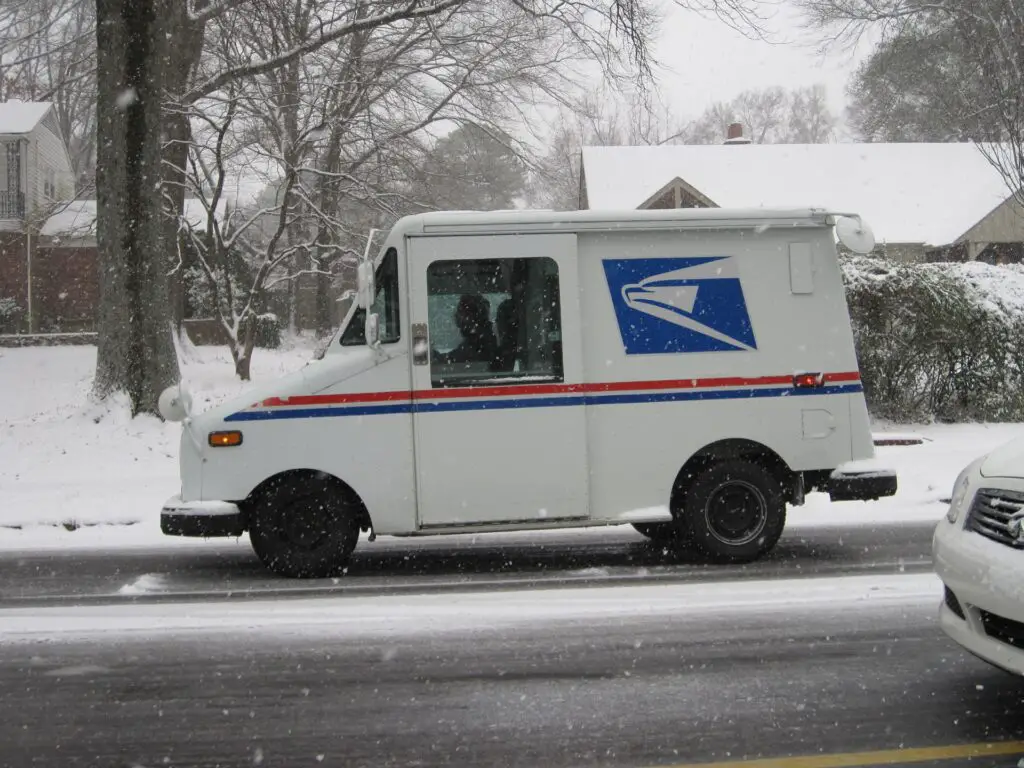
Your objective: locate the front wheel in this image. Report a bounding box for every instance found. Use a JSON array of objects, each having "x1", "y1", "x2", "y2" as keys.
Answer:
[
  {"x1": 248, "y1": 475, "x2": 361, "y2": 578},
  {"x1": 677, "y1": 460, "x2": 786, "y2": 563}
]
